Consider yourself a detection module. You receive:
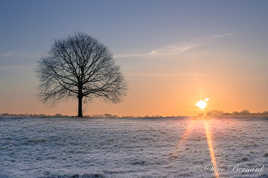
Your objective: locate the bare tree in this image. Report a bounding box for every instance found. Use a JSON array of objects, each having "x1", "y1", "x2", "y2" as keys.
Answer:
[{"x1": 37, "y1": 33, "x2": 126, "y2": 117}]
